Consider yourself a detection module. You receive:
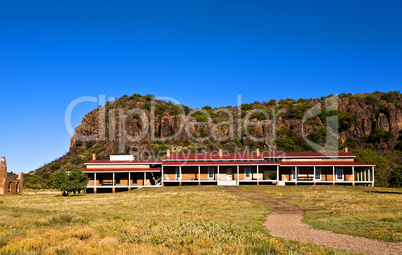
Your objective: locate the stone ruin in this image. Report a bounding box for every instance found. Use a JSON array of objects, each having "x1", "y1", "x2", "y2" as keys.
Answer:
[{"x1": 0, "y1": 157, "x2": 23, "y2": 195}]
